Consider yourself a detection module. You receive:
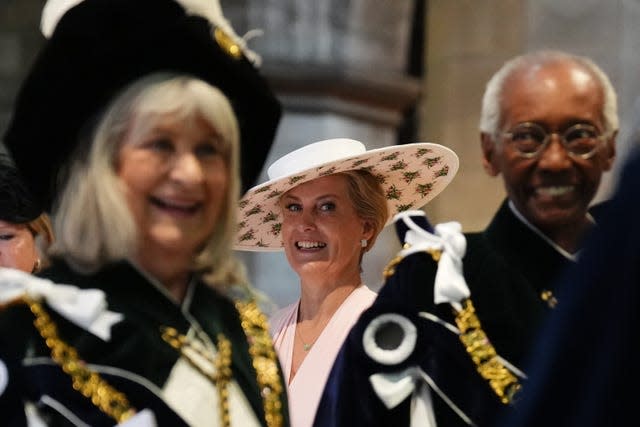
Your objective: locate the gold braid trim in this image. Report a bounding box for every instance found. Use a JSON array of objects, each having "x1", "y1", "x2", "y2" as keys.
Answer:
[
  {"x1": 235, "y1": 300, "x2": 284, "y2": 427},
  {"x1": 382, "y1": 254, "x2": 404, "y2": 279},
  {"x1": 24, "y1": 296, "x2": 136, "y2": 423},
  {"x1": 382, "y1": 246, "x2": 442, "y2": 279},
  {"x1": 160, "y1": 327, "x2": 233, "y2": 427},
  {"x1": 214, "y1": 28, "x2": 242, "y2": 59},
  {"x1": 454, "y1": 299, "x2": 521, "y2": 404},
  {"x1": 382, "y1": 240, "x2": 521, "y2": 404}
]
